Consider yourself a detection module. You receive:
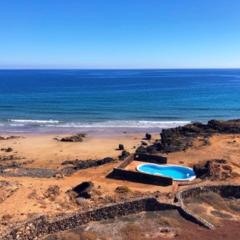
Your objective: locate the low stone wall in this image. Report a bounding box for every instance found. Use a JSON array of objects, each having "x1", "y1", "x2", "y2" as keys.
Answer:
[
  {"x1": 117, "y1": 153, "x2": 167, "y2": 170},
  {"x1": 2, "y1": 197, "x2": 177, "y2": 240},
  {"x1": 0, "y1": 167, "x2": 57, "y2": 178},
  {"x1": 107, "y1": 153, "x2": 170, "y2": 186},
  {"x1": 107, "y1": 168, "x2": 173, "y2": 186},
  {"x1": 61, "y1": 157, "x2": 116, "y2": 176},
  {"x1": 134, "y1": 153, "x2": 167, "y2": 164},
  {"x1": 0, "y1": 158, "x2": 116, "y2": 178},
  {"x1": 117, "y1": 155, "x2": 134, "y2": 169},
  {"x1": 175, "y1": 184, "x2": 240, "y2": 230},
  {"x1": 178, "y1": 184, "x2": 240, "y2": 200},
  {"x1": 3, "y1": 184, "x2": 228, "y2": 240}
]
